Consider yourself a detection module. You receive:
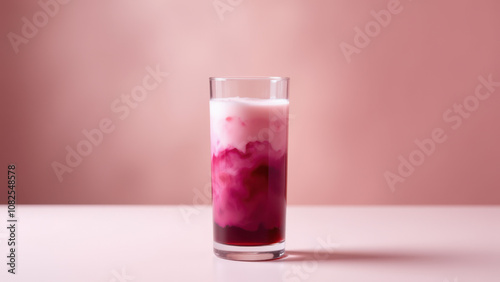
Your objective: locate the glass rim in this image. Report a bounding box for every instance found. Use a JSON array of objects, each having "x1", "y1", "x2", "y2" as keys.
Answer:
[{"x1": 209, "y1": 76, "x2": 289, "y2": 82}]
